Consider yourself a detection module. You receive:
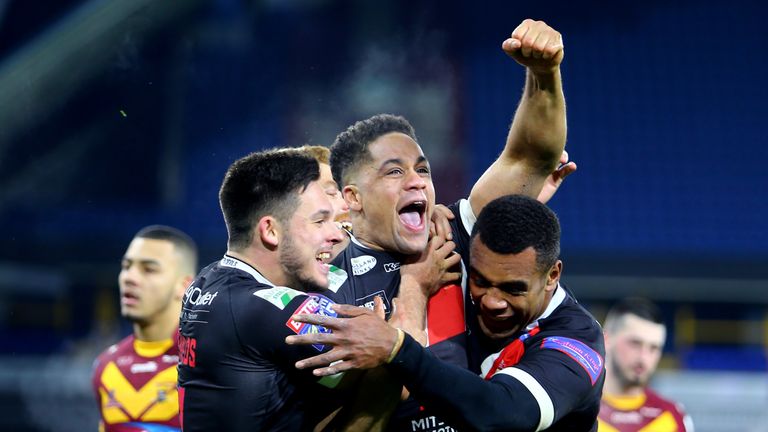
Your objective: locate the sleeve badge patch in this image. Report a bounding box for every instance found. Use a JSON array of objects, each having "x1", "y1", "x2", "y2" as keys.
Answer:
[
  {"x1": 286, "y1": 294, "x2": 338, "y2": 351},
  {"x1": 541, "y1": 336, "x2": 604, "y2": 385}
]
